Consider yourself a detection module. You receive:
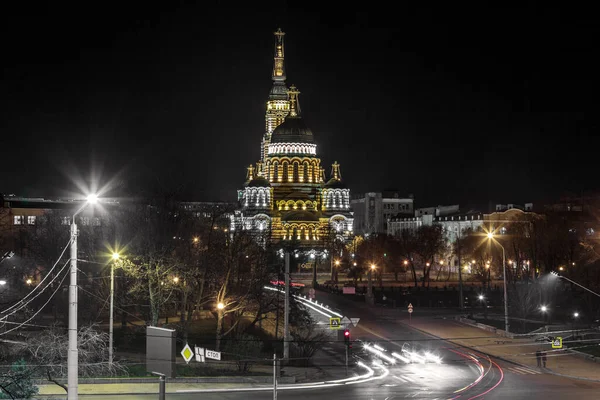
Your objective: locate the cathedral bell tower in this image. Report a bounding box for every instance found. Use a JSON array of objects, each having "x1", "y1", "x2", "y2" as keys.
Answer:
[{"x1": 262, "y1": 28, "x2": 291, "y2": 162}]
